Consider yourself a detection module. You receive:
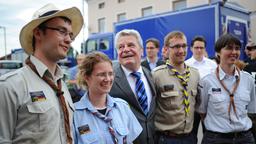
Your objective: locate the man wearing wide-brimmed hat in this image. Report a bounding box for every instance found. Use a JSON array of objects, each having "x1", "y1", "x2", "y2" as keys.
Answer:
[{"x1": 0, "y1": 3, "x2": 83, "y2": 144}]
